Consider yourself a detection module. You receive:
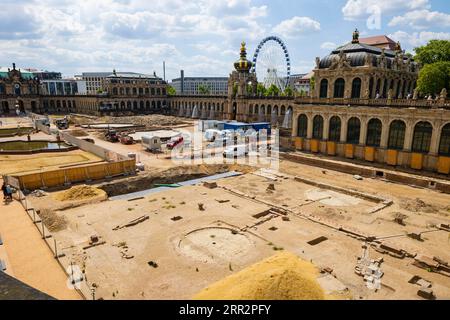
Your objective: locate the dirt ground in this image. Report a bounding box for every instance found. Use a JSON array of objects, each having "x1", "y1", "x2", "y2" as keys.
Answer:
[
  {"x1": 0, "y1": 189, "x2": 81, "y2": 300},
  {"x1": 0, "y1": 150, "x2": 102, "y2": 175},
  {"x1": 32, "y1": 162, "x2": 450, "y2": 300},
  {"x1": 2, "y1": 114, "x2": 450, "y2": 300}
]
